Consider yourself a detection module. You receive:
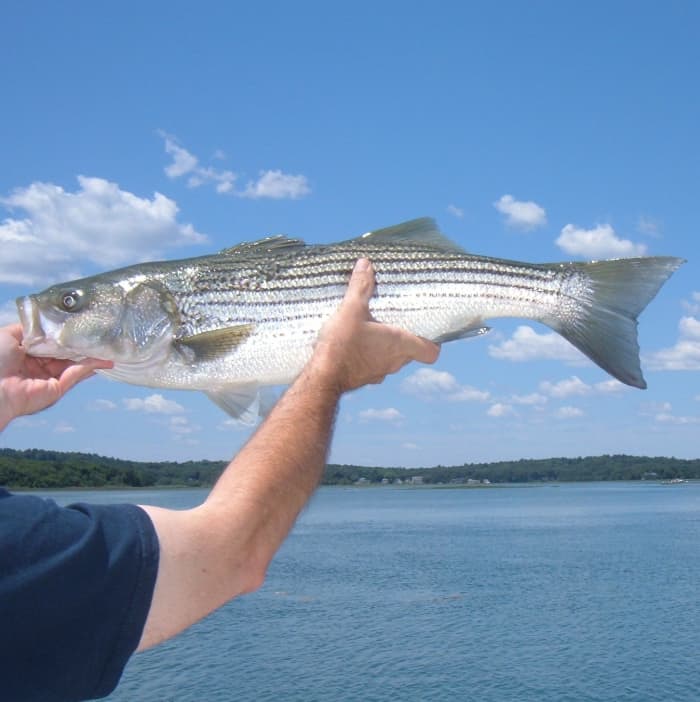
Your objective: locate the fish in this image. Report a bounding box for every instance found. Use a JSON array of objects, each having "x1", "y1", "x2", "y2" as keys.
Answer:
[{"x1": 16, "y1": 217, "x2": 684, "y2": 423}]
